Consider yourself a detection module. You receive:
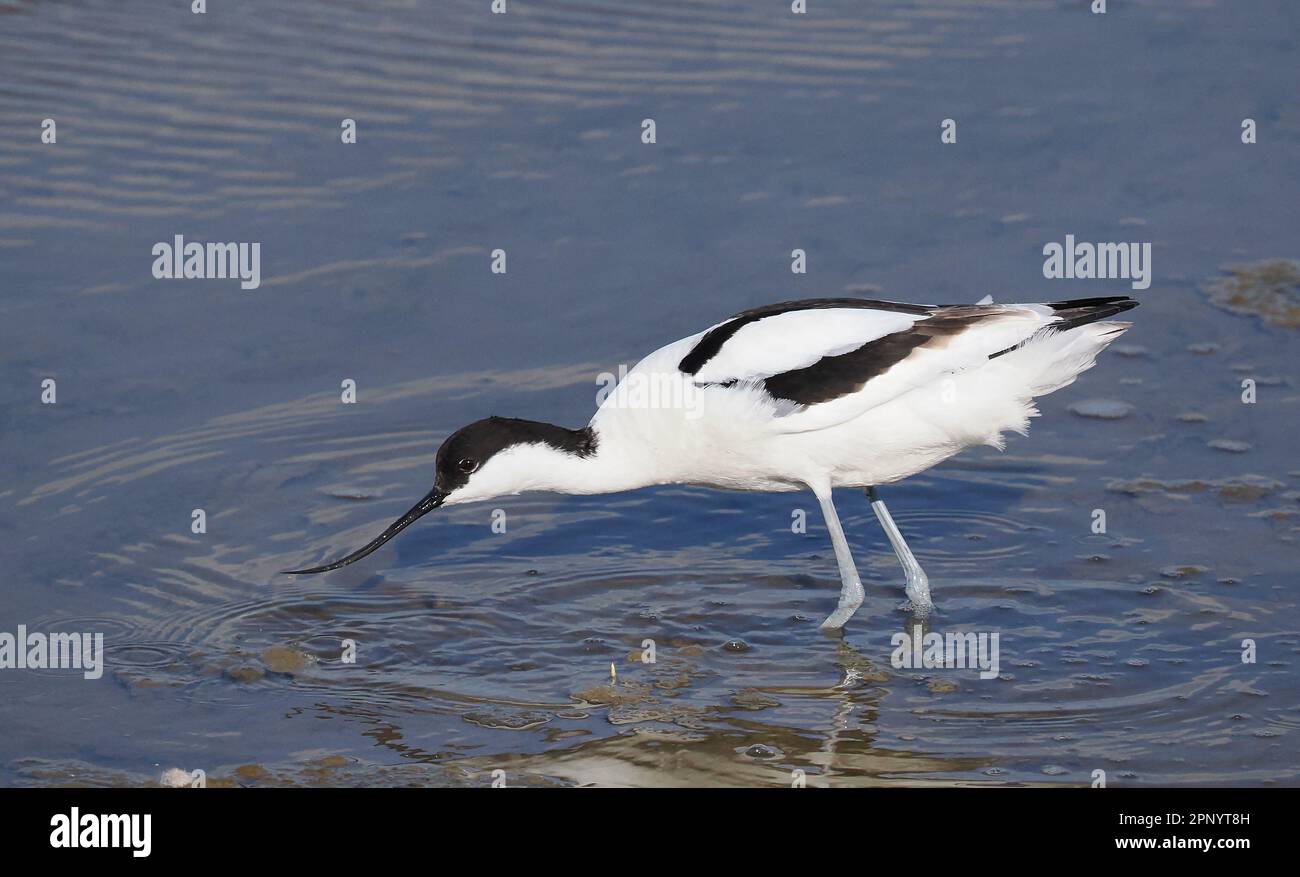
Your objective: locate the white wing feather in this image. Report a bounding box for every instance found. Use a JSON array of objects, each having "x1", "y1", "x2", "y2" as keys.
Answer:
[{"x1": 691, "y1": 308, "x2": 920, "y2": 385}]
